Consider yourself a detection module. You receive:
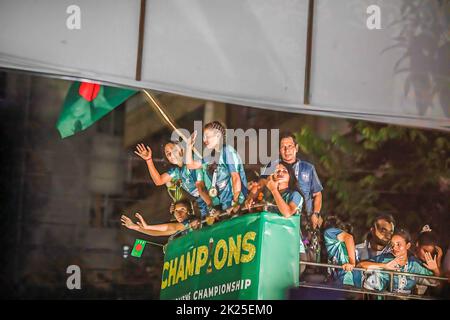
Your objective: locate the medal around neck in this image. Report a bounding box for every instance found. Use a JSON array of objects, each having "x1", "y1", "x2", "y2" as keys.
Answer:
[{"x1": 209, "y1": 187, "x2": 218, "y2": 197}]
